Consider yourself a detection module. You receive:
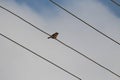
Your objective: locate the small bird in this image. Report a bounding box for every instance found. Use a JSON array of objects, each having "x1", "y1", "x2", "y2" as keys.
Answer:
[{"x1": 48, "y1": 32, "x2": 59, "y2": 39}]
